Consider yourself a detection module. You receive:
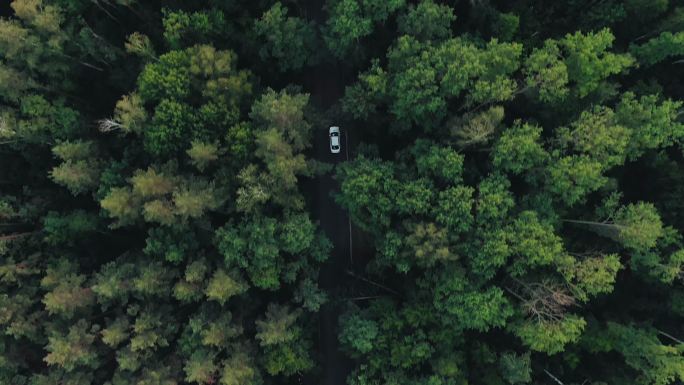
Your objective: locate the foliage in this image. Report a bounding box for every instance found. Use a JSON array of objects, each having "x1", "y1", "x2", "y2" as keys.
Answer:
[
  {"x1": 397, "y1": 0, "x2": 455, "y2": 42},
  {"x1": 631, "y1": 32, "x2": 684, "y2": 67},
  {"x1": 323, "y1": 0, "x2": 405, "y2": 58},
  {"x1": 512, "y1": 315, "x2": 587, "y2": 355},
  {"x1": 253, "y1": 2, "x2": 319, "y2": 71},
  {"x1": 3, "y1": 1, "x2": 684, "y2": 385}
]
